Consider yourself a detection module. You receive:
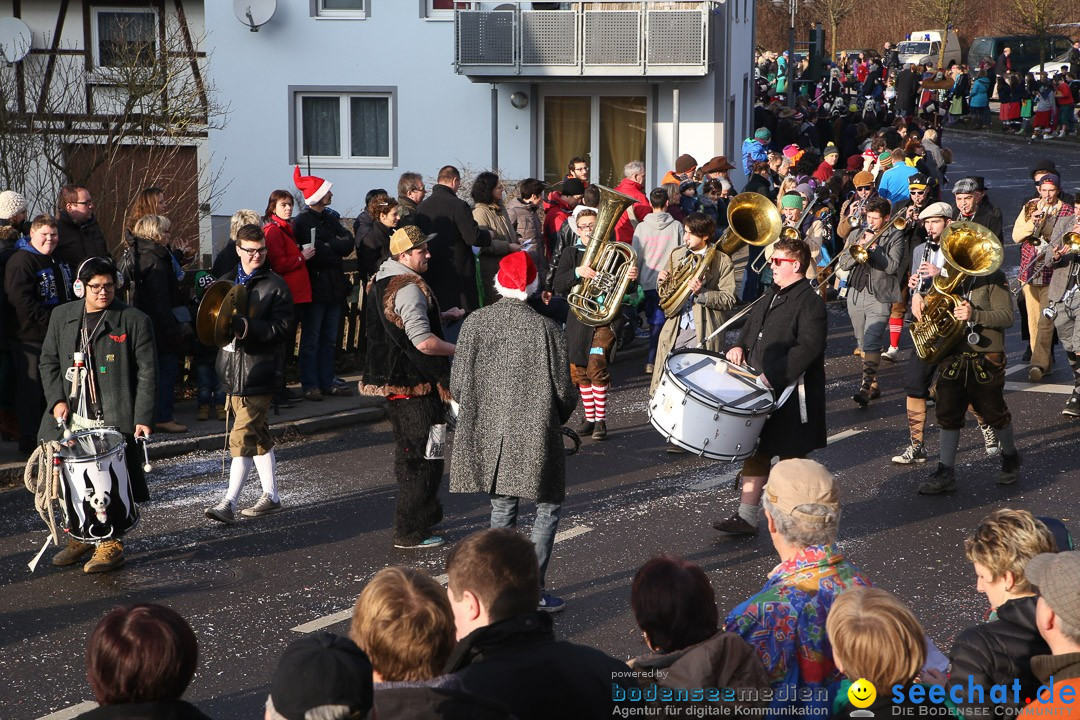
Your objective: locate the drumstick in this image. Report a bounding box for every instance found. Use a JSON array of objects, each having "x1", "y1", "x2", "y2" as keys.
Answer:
[
  {"x1": 137, "y1": 436, "x2": 152, "y2": 473},
  {"x1": 725, "y1": 364, "x2": 760, "y2": 381}
]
